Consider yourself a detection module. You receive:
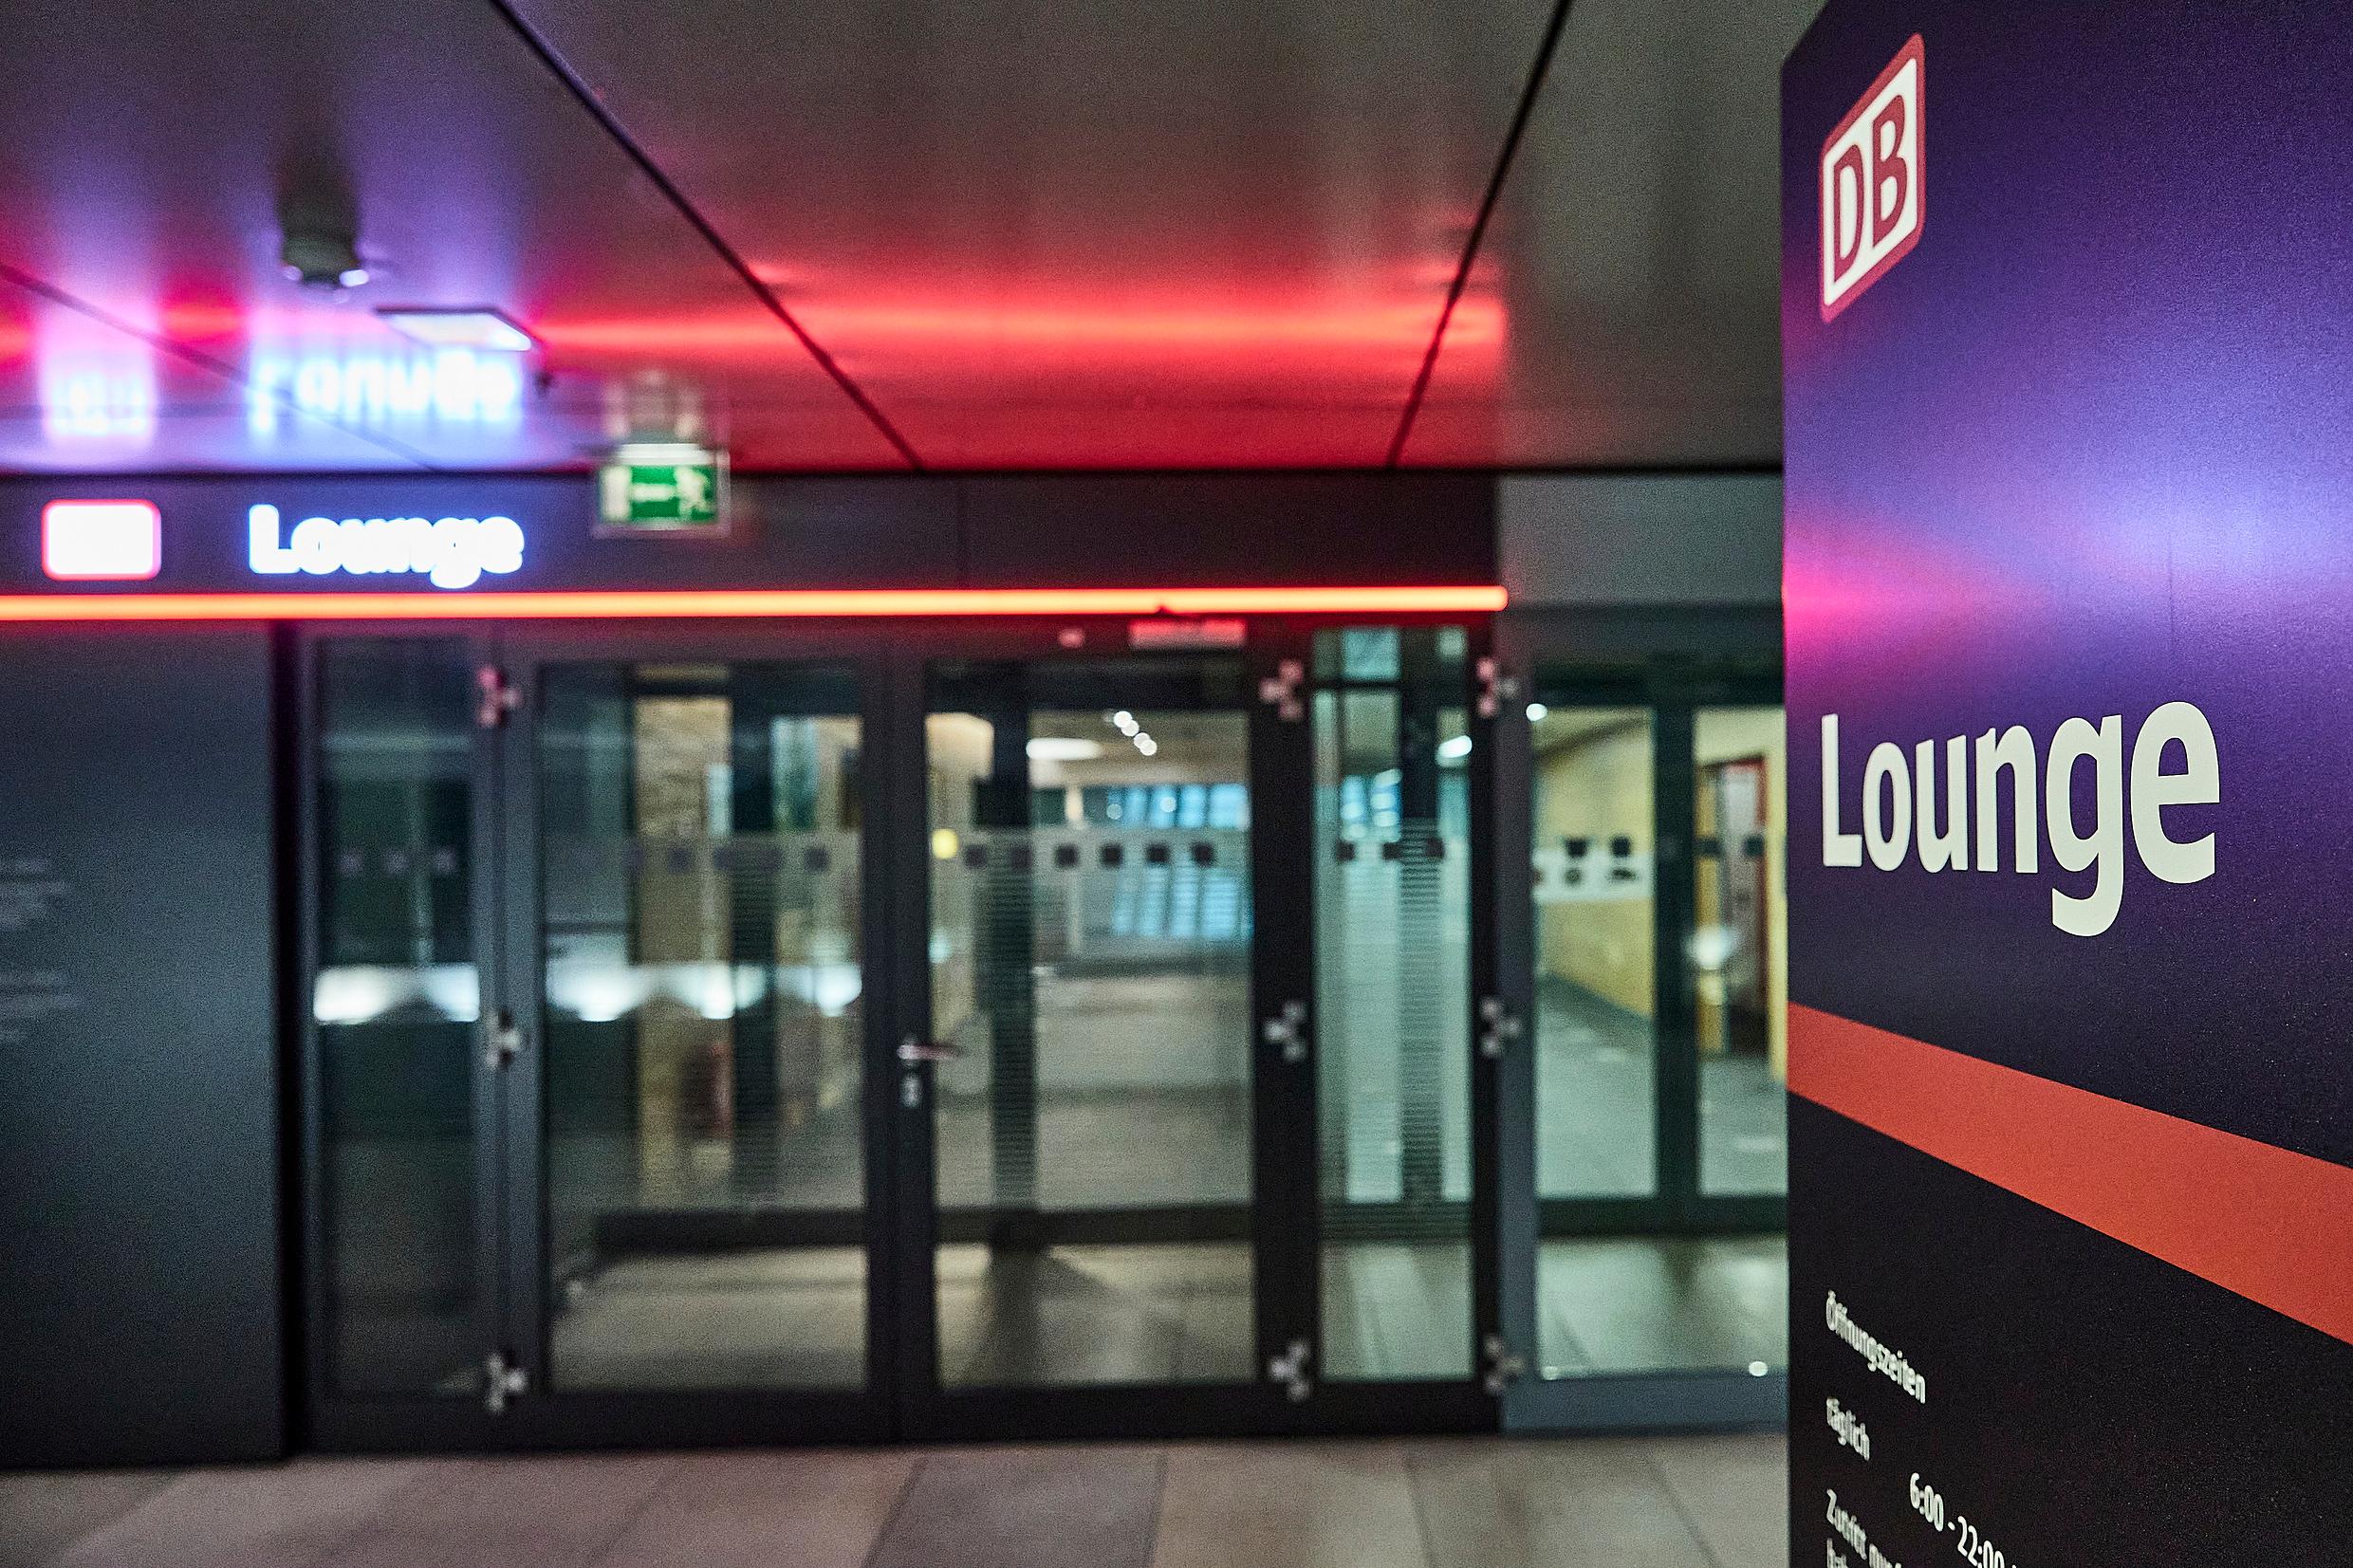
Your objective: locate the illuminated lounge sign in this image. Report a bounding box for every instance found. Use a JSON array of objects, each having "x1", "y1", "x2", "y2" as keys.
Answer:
[
  {"x1": 246, "y1": 502, "x2": 525, "y2": 589},
  {"x1": 2, "y1": 475, "x2": 1507, "y2": 620}
]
